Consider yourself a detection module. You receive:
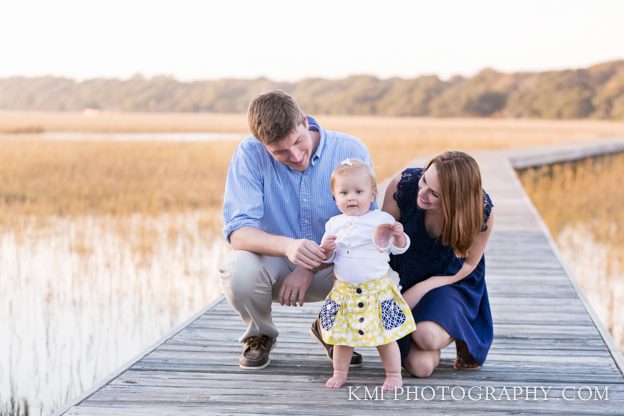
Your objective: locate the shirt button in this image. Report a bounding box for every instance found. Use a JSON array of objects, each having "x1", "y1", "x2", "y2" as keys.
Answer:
[
  {"x1": 358, "y1": 330, "x2": 364, "y2": 335},
  {"x1": 356, "y1": 288, "x2": 362, "y2": 294},
  {"x1": 358, "y1": 302, "x2": 364, "y2": 308},
  {"x1": 359, "y1": 317, "x2": 364, "y2": 323}
]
